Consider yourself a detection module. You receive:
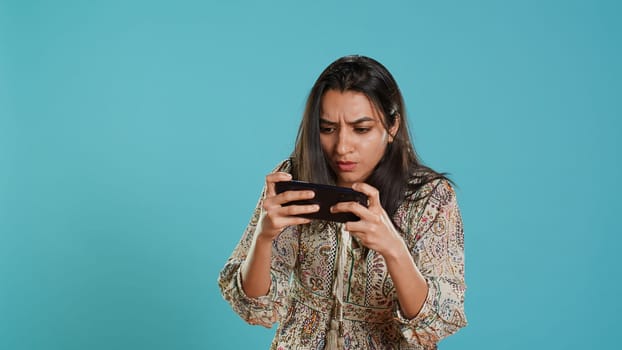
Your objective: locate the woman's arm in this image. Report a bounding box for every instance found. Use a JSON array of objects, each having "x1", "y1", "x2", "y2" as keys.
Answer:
[
  {"x1": 240, "y1": 172, "x2": 319, "y2": 297},
  {"x1": 240, "y1": 228, "x2": 278, "y2": 297},
  {"x1": 381, "y1": 239, "x2": 429, "y2": 318},
  {"x1": 331, "y1": 182, "x2": 428, "y2": 317},
  {"x1": 218, "y1": 164, "x2": 318, "y2": 327},
  {"x1": 331, "y1": 180, "x2": 467, "y2": 344}
]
